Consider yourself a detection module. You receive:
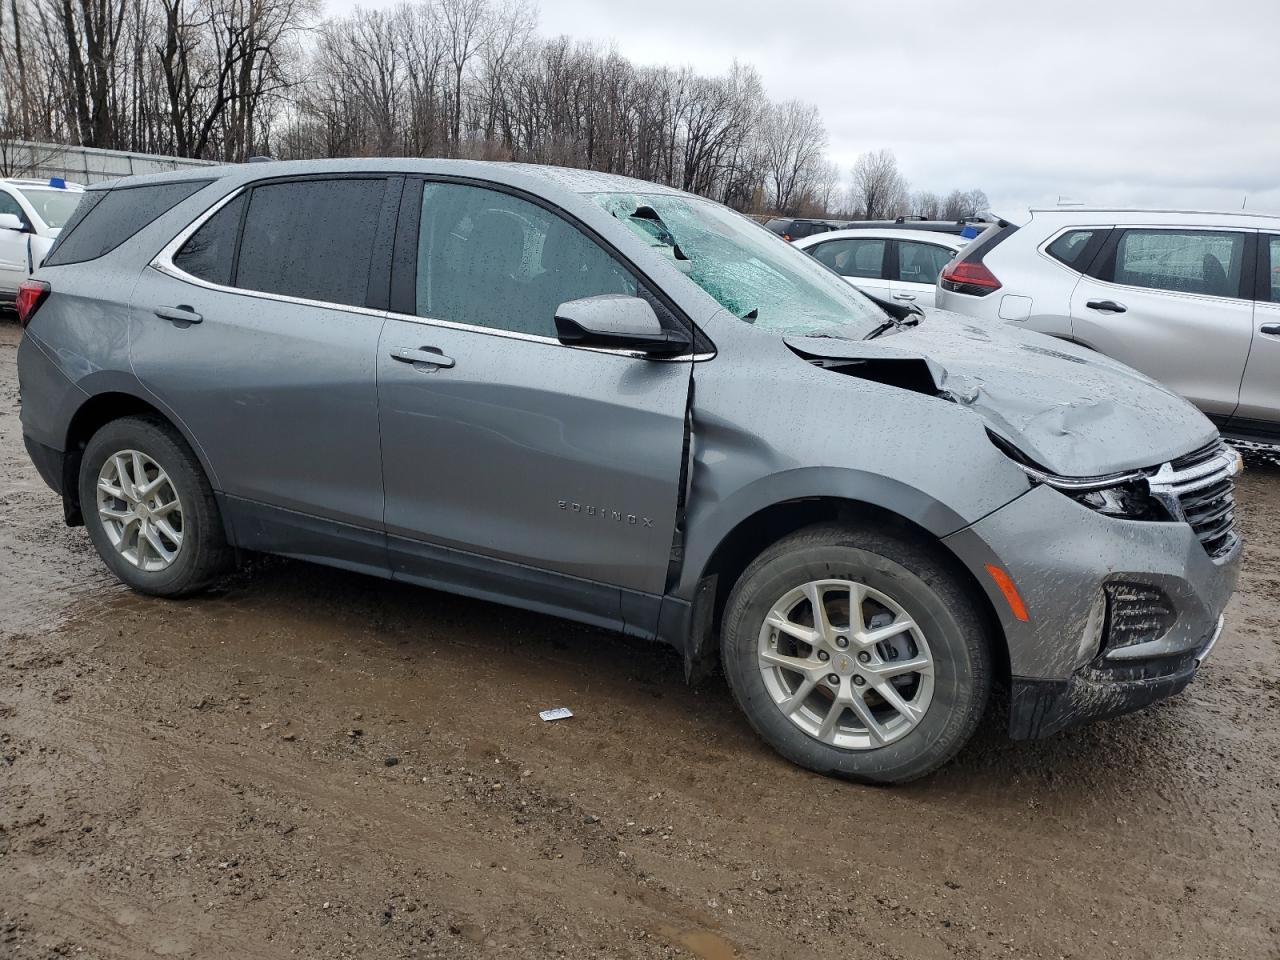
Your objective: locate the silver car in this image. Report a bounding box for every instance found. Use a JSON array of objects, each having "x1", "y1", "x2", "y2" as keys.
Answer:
[
  {"x1": 936, "y1": 208, "x2": 1280, "y2": 452},
  {"x1": 15, "y1": 160, "x2": 1242, "y2": 783}
]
